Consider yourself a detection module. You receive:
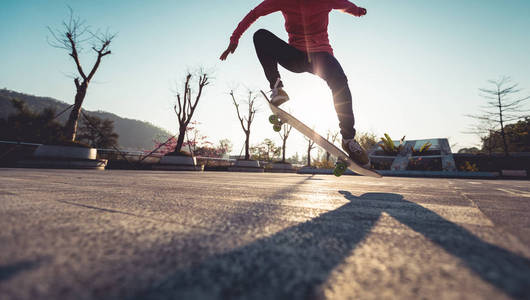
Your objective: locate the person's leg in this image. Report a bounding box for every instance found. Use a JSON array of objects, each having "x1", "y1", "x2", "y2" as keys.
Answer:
[
  {"x1": 309, "y1": 52, "x2": 356, "y2": 139},
  {"x1": 309, "y1": 52, "x2": 369, "y2": 165},
  {"x1": 253, "y1": 29, "x2": 311, "y2": 89}
]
